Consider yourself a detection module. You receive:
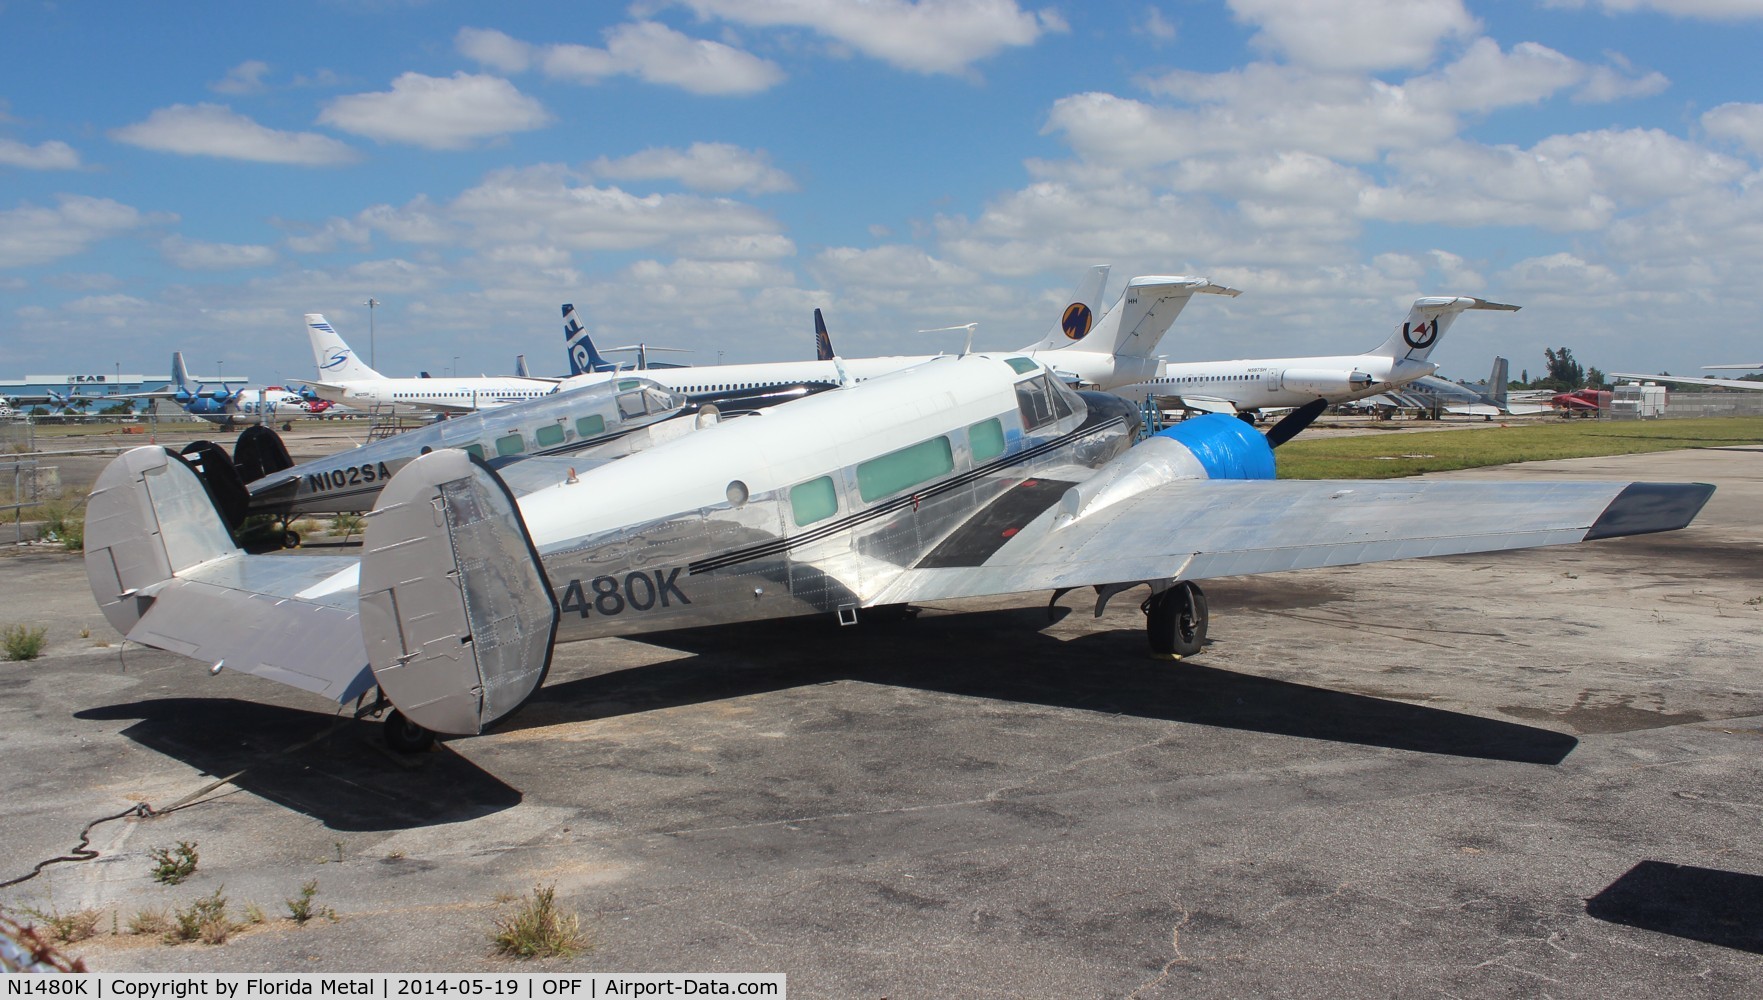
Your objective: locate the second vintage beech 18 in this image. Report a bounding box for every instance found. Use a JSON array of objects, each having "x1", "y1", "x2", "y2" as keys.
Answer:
[{"x1": 84, "y1": 352, "x2": 1713, "y2": 751}]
